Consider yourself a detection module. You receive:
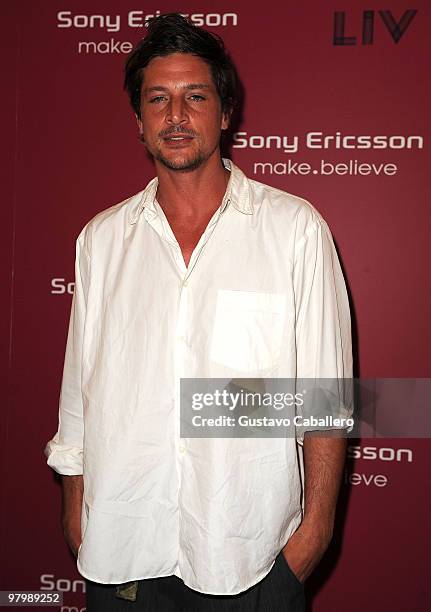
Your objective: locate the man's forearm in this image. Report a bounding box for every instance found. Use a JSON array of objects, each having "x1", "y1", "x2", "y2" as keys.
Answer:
[
  {"x1": 302, "y1": 430, "x2": 347, "y2": 537},
  {"x1": 281, "y1": 431, "x2": 347, "y2": 582},
  {"x1": 61, "y1": 475, "x2": 84, "y2": 557}
]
